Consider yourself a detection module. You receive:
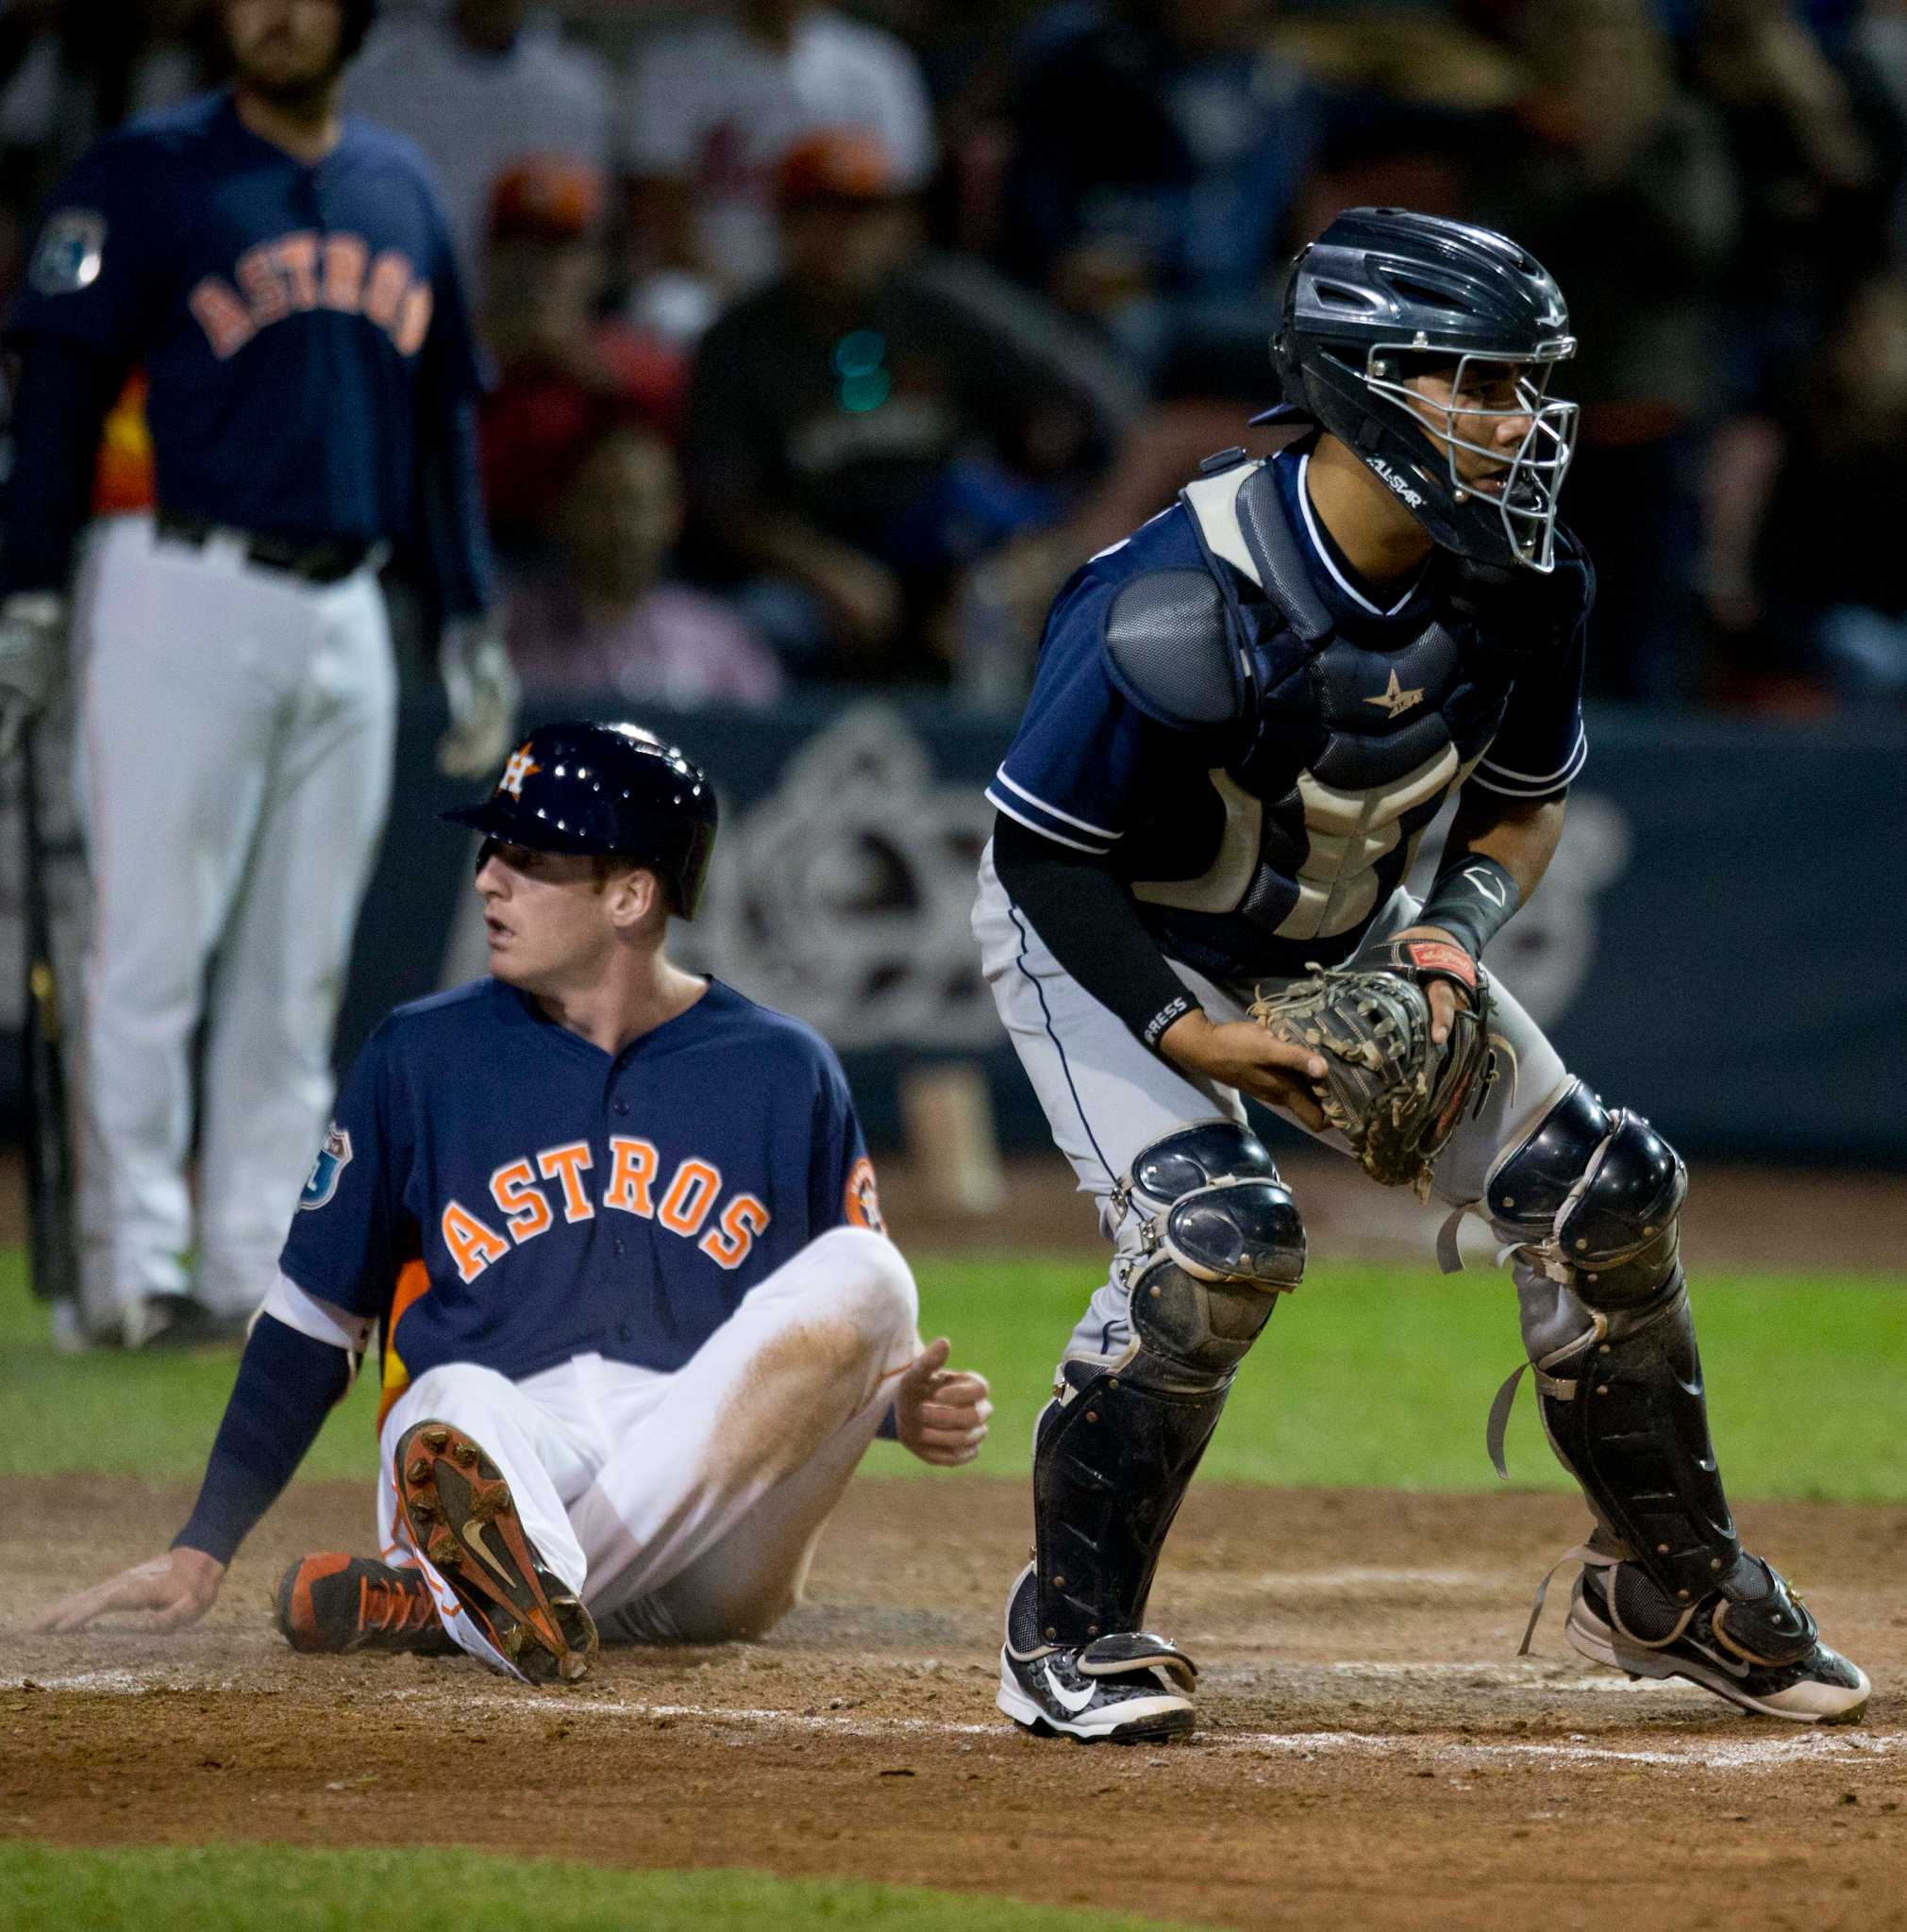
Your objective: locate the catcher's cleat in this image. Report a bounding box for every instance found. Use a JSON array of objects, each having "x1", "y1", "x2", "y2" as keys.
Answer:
[
  {"x1": 995, "y1": 1567, "x2": 1196, "y2": 1743},
  {"x1": 393, "y1": 1418, "x2": 597, "y2": 1685},
  {"x1": 273, "y1": 1554, "x2": 454, "y2": 1656},
  {"x1": 1566, "y1": 1564, "x2": 1871, "y2": 1724}
]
